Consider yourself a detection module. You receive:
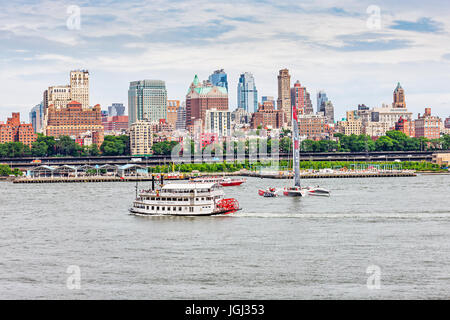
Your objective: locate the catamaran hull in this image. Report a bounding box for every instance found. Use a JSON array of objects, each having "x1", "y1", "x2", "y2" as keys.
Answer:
[
  {"x1": 307, "y1": 188, "x2": 331, "y2": 197},
  {"x1": 283, "y1": 190, "x2": 306, "y2": 197}
]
